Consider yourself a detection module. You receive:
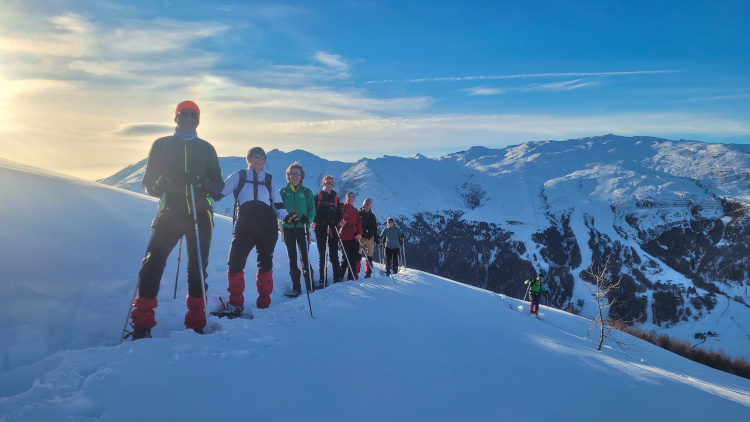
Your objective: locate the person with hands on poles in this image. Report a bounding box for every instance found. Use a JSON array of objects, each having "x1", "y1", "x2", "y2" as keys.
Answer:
[
  {"x1": 358, "y1": 197, "x2": 379, "y2": 279},
  {"x1": 339, "y1": 192, "x2": 363, "y2": 281},
  {"x1": 127, "y1": 100, "x2": 224, "y2": 340},
  {"x1": 380, "y1": 217, "x2": 404, "y2": 276},
  {"x1": 313, "y1": 175, "x2": 343, "y2": 287},
  {"x1": 213, "y1": 147, "x2": 297, "y2": 319},
  {"x1": 280, "y1": 162, "x2": 316, "y2": 297}
]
